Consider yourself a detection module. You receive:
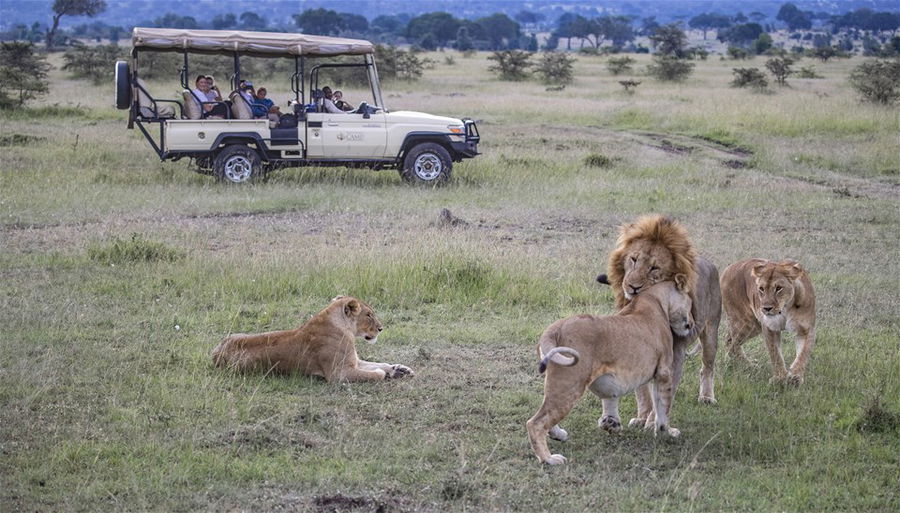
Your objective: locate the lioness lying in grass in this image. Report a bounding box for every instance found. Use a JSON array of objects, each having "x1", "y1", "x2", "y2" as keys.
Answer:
[
  {"x1": 211, "y1": 296, "x2": 414, "y2": 383},
  {"x1": 526, "y1": 278, "x2": 693, "y2": 465}
]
